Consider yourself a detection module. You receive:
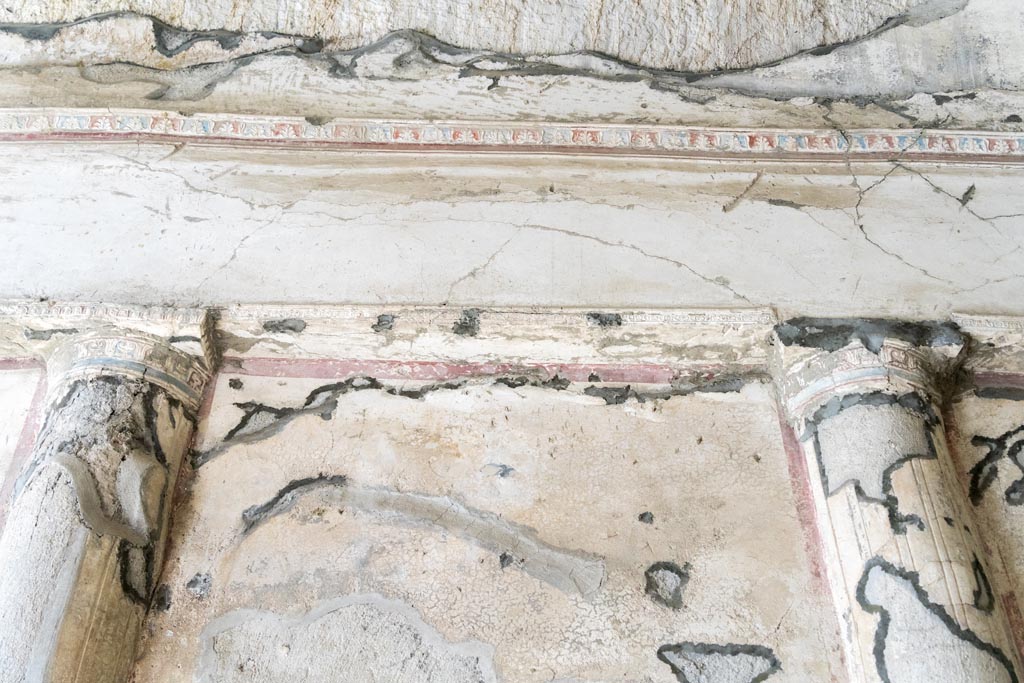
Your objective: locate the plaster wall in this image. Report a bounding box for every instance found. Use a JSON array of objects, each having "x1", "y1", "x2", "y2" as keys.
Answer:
[
  {"x1": 0, "y1": 142, "x2": 1021, "y2": 320},
  {"x1": 131, "y1": 366, "x2": 843, "y2": 682}
]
